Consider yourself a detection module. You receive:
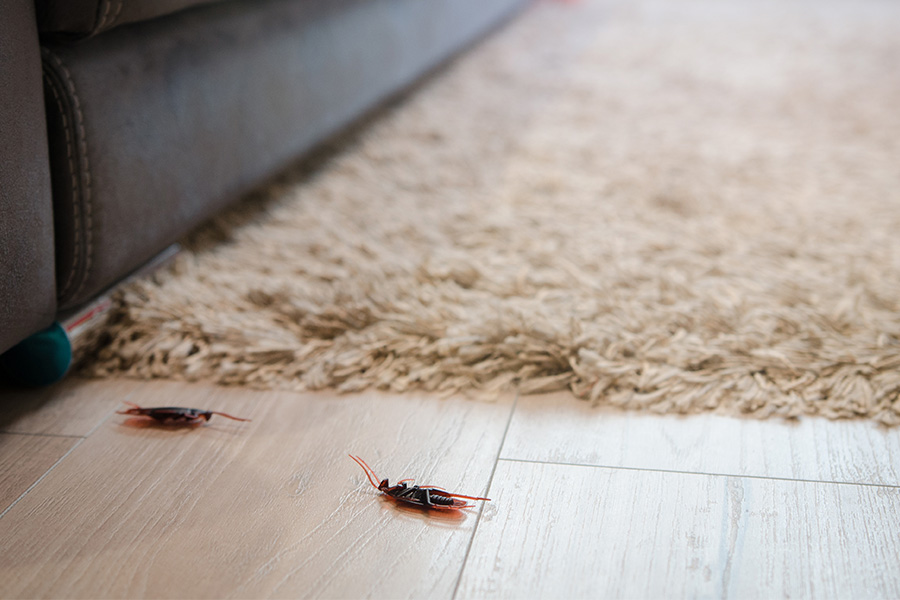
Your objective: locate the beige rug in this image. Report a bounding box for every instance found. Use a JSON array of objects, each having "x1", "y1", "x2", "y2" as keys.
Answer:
[{"x1": 84, "y1": 0, "x2": 900, "y2": 424}]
